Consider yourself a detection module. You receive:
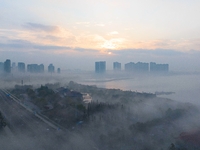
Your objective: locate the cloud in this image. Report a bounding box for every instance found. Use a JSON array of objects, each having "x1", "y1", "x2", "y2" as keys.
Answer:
[
  {"x1": 101, "y1": 38, "x2": 126, "y2": 49},
  {"x1": 107, "y1": 31, "x2": 119, "y2": 35},
  {"x1": 2, "y1": 22, "x2": 200, "y2": 54},
  {"x1": 110, "y1": 49, "x2": 184, "y2": 57},
  {"x1": 0, "y1": 39, "x2": 100, "y2": 54},
  {"x1": 0, "y1": 40, "x2": 33, "y2": 49},
  {"x1": 76, "y1": 22, "x2": 91, "y2": 27},
  {"x1": 73, "y1": 47, "x2": 98, "y2": 53},
  {"x1": 95, "y1": 23, "x2": 105, "y2": 27},
  {"x1": 76, "y1": 22, "x2": 90, "y2": 25},
  {"x1": 23, "y1": 22, "x2": 59, "y2": 32},
  {"x1": 0, "y1": 37, "x2": 185, "y2": 58},
  {"x1": 0, "y1": 39, "x2": 71, "y2": 51}
]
